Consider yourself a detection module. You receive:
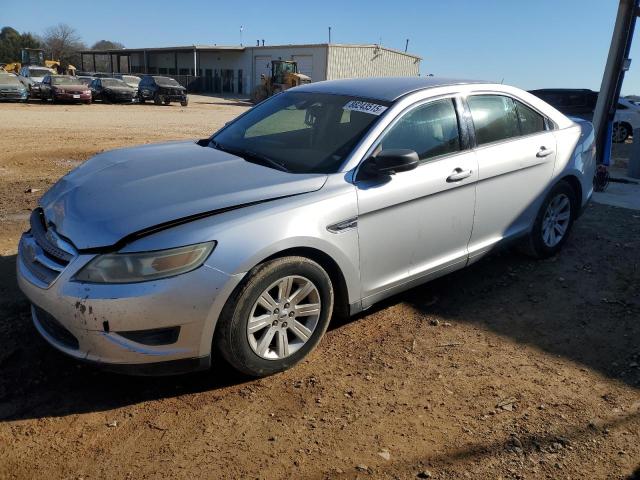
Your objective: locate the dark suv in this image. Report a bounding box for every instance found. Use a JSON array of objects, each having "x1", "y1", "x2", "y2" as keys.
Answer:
[
  {"x1": 138, "y1": 75, "x2": 188, "y2": 106},
  {"x1": 528, "y1": 89, "x2": 598, "y2": 121}
]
